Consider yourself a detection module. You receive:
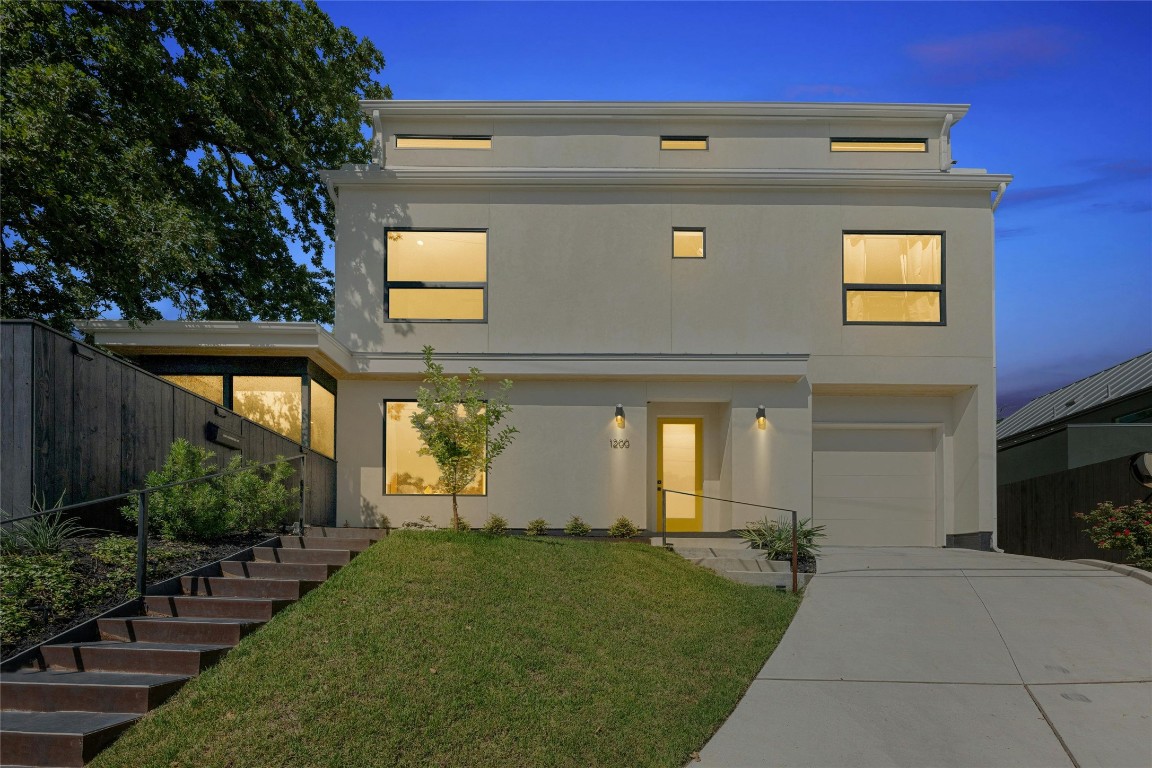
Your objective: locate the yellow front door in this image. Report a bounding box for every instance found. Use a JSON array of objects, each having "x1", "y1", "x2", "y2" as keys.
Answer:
[{"x1": 657, "y1": 418, "x2": 703, "y2": 532}]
